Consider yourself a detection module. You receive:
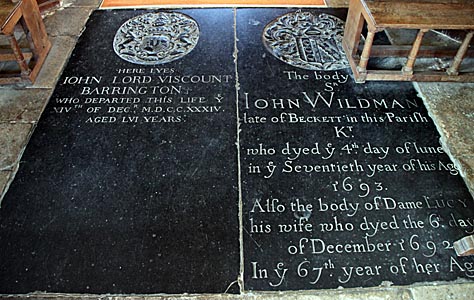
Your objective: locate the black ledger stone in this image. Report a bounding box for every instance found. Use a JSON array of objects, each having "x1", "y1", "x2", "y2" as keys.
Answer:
[
  {"x1": 0, "y1": 9, "x2": 239, "y2": 294},
  {"x1": 0, "y1": 7, "x2": 474, "y2": 295},
  {"x1": 237, "y1": 8, "x2": 474, "y2": 291}
]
